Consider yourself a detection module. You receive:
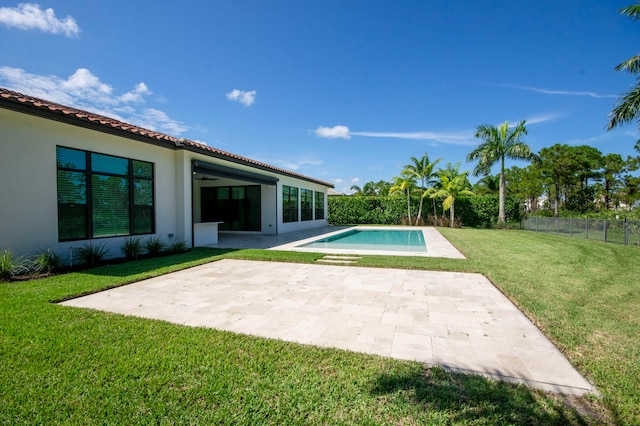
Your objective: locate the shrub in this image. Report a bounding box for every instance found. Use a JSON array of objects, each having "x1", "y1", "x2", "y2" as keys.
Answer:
[
  {"x1": 0, "y1": 249, "x2": 18, "y2": 280},
  {"x1": 30, "y1": 249, "x2": 60, "y2": 274},
  {"x1": 168, "y1": 241, "x2": 188, "y2": 254},
  {"x1": 145, "y1": 236, "x2": 164, "y2": 257},
  {"x1": 120, "y1": 237, "x2": 143, "y2": 261},
  {"x1": 76, "y1": 242, "x2": 108, "y2": 268},
  {"x1": 328, "y1": 195, "x2": 520, "y2": 227}
]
